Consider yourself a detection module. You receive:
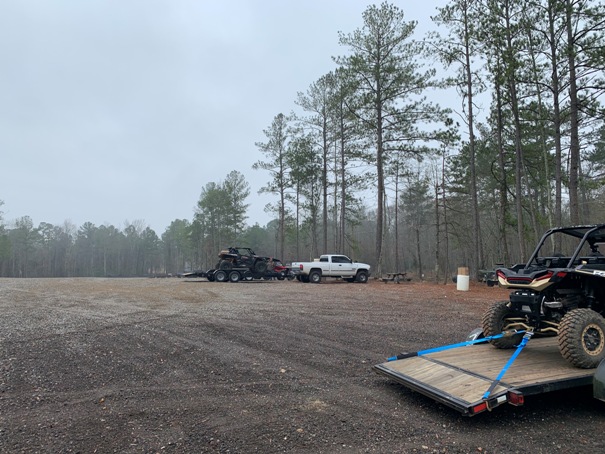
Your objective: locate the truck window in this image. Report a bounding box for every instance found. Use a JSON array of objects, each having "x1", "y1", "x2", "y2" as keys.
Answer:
[{"x1": 320, "y1": 257, "x2": 328, "y2": 262}]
